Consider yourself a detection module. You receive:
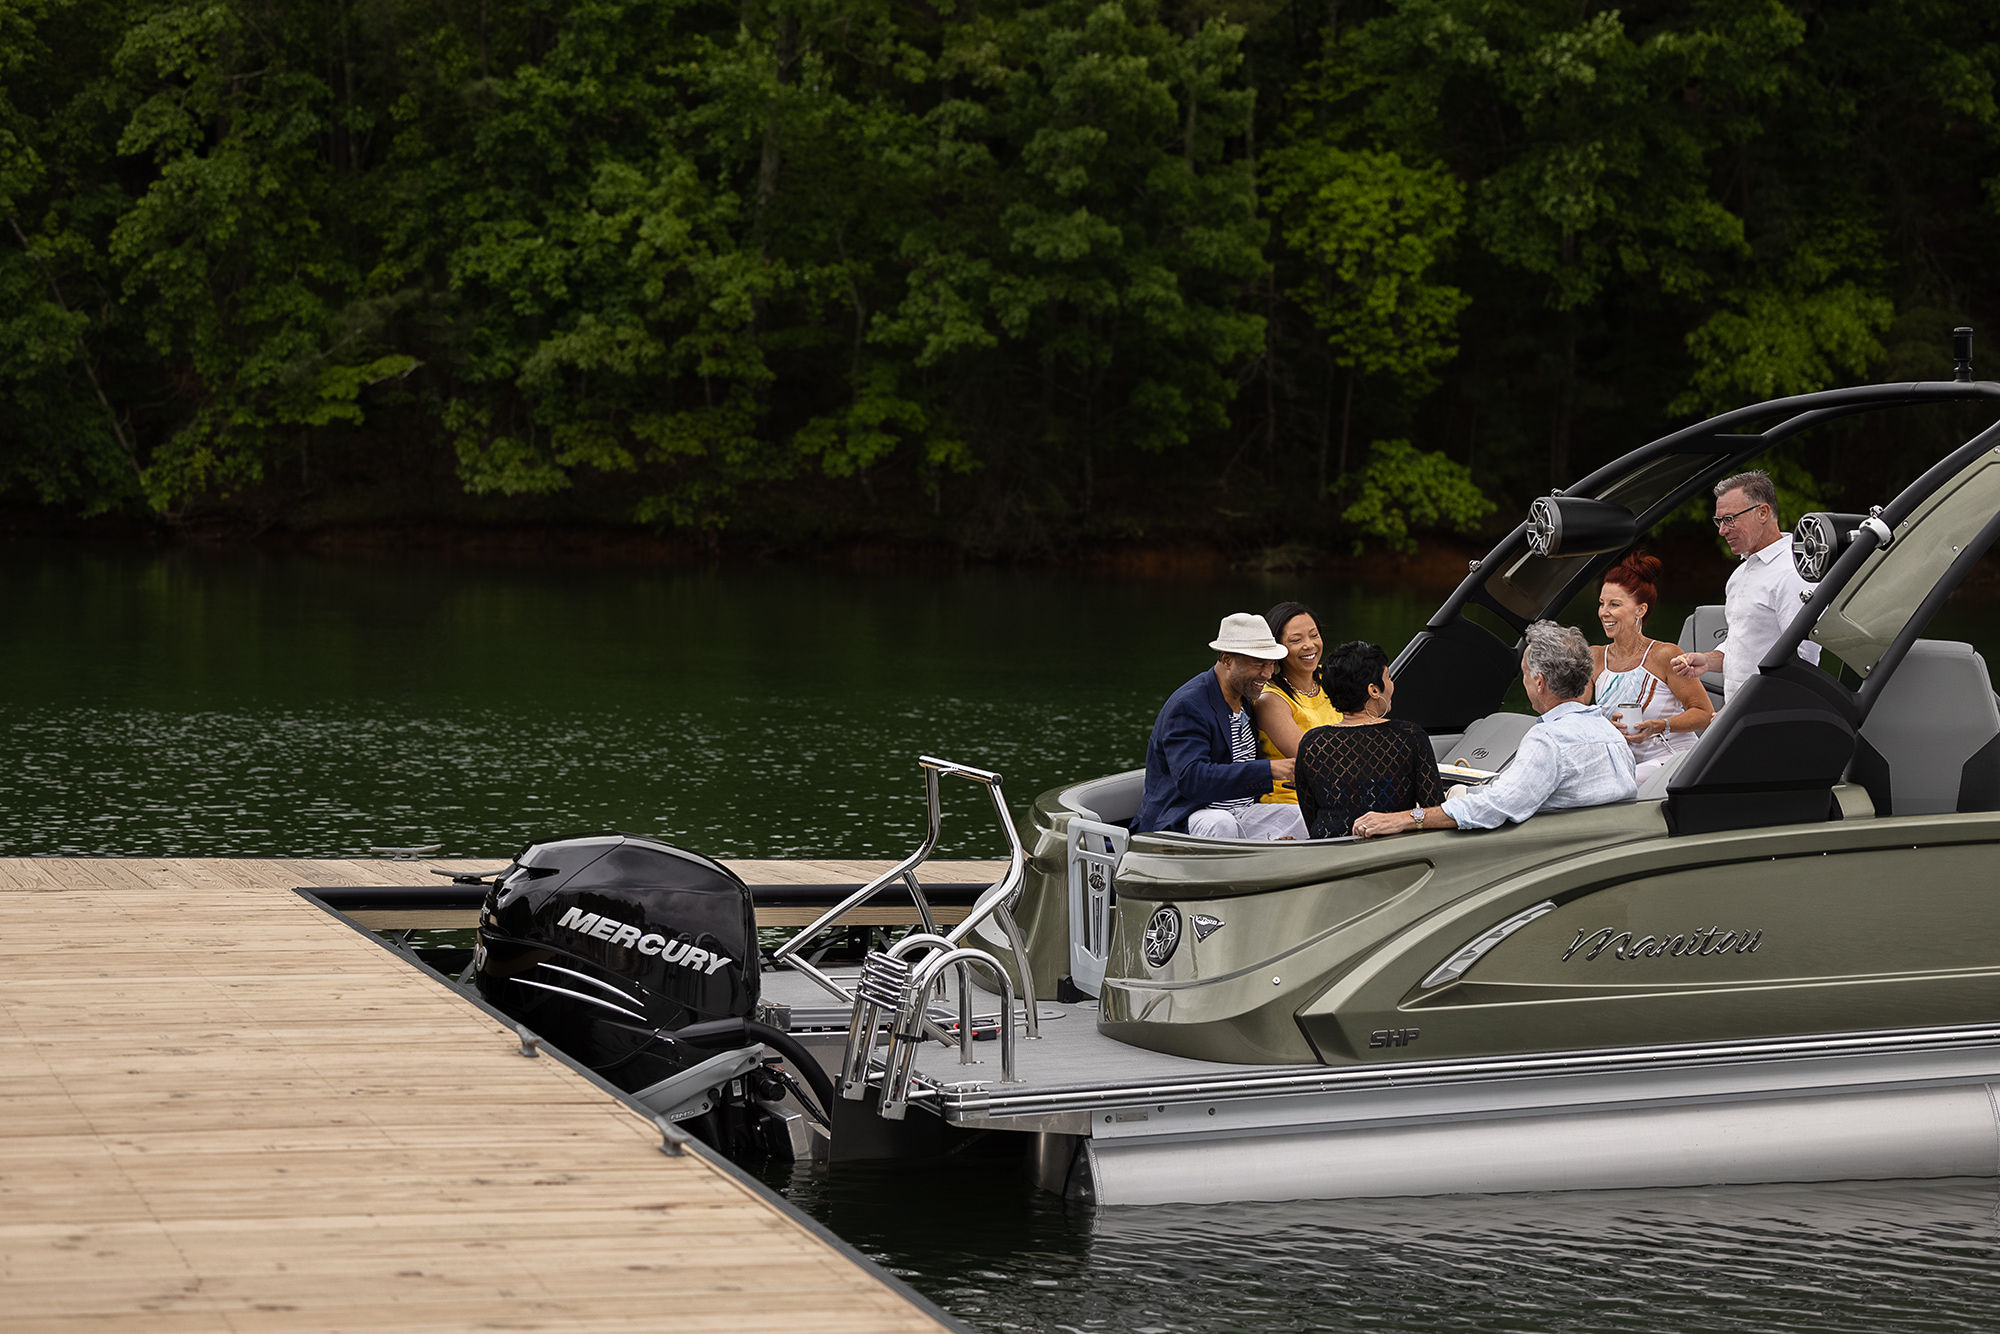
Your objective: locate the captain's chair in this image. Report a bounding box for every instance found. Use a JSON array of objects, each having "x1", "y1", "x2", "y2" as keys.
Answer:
[
  {"x1": 1850, "y1": 640, "x2": 2000, "y2": 815},
  {"x1": 1676, "y1": 605, "x2": 1727, "y2": 710}
]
